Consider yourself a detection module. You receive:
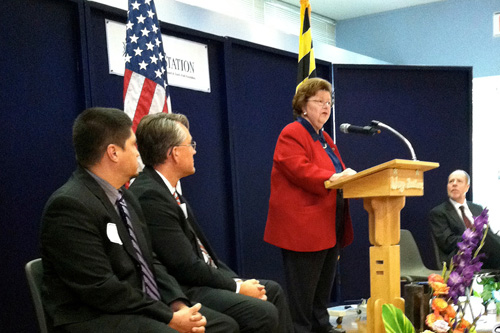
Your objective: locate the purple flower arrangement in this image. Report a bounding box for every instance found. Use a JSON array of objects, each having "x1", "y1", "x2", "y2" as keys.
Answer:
[
  {"x1": 446, "y1": 209, "x2": 489, "y2": 304},
  {"x1": 425, "y1": 208, "x2": 489, "y2": 333}
]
